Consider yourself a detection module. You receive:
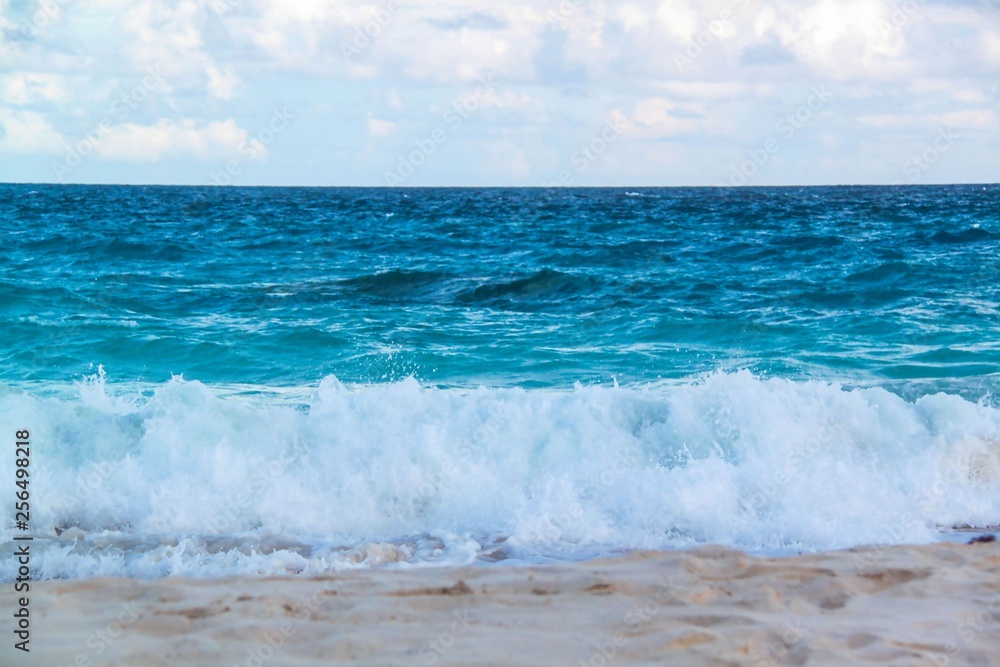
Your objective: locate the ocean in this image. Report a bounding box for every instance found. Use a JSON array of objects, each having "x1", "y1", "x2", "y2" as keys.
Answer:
[{"x1": 2, "y1": 183, "x2": 999, "y2": 579}]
